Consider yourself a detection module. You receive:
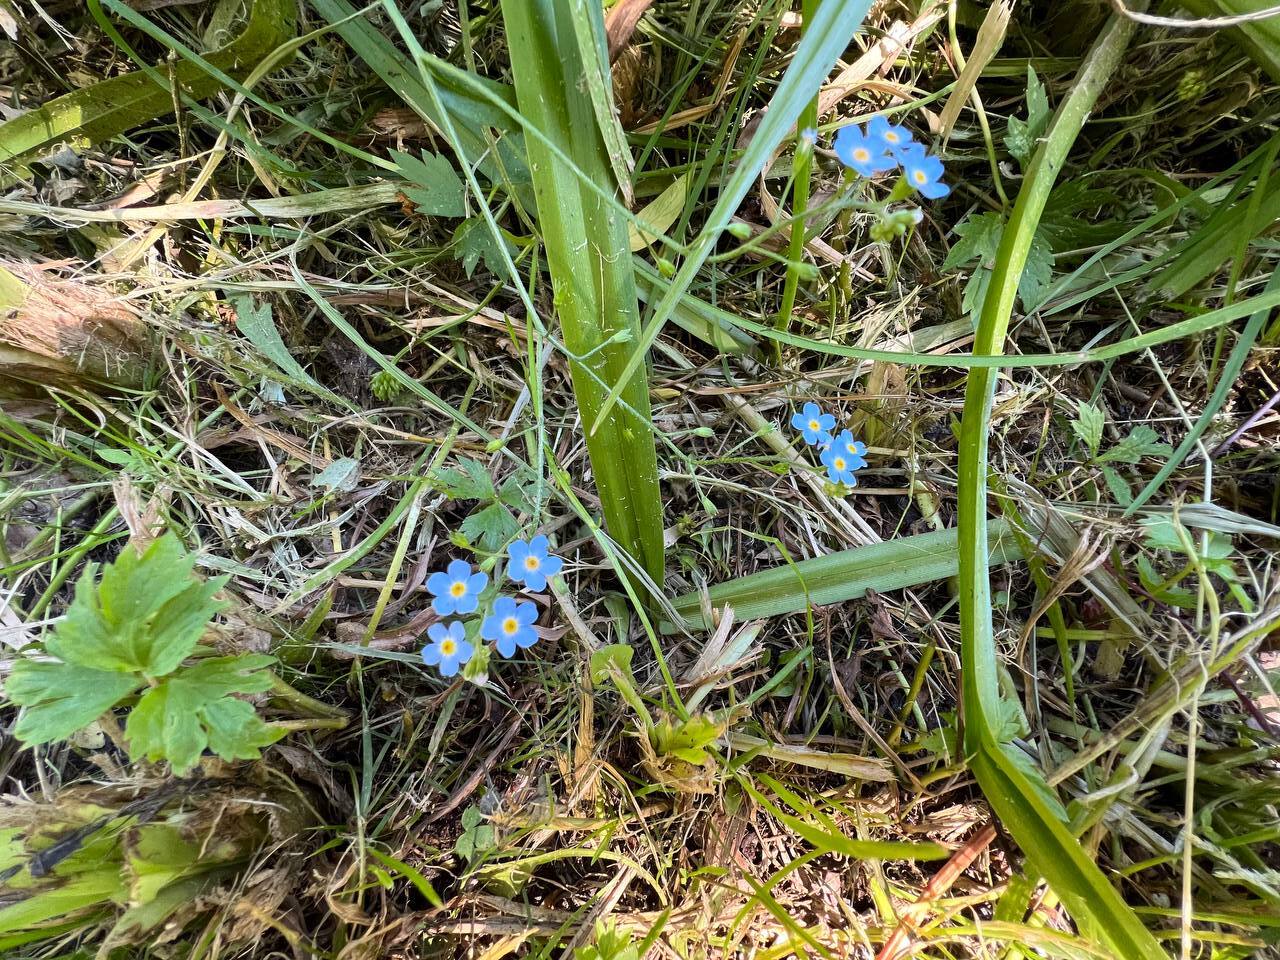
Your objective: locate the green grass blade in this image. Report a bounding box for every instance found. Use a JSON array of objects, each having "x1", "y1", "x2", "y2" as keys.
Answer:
[
  {"x1": 499, "y1": 0, "x2": 664, "y2": 589},
  {"x1": 955, "y1": 9, "x2": 1166, "y2": 959},
  {"x1": 0, "y1": 0, "x2": 294, "y2": 181},
  {"x1": 667, "y1": 522, "x2": 1022, "y2": 631},
  {"x1": 309, "y1": 0, "x2": 529, "y2": 190},
  {"x1": 591, "y1": 0, "x2": 874, "y2": 429}
]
